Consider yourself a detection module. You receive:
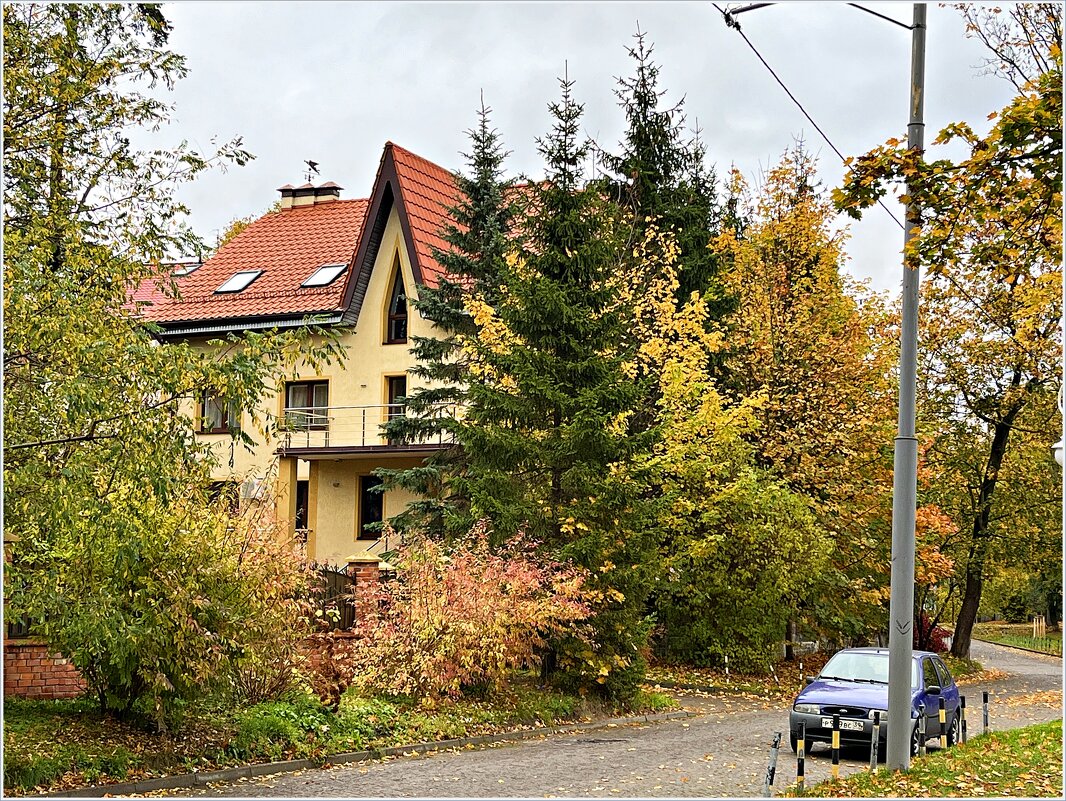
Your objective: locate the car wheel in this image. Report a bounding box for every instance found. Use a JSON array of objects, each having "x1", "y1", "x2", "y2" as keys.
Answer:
[
  {"x1": 946, "y1": 712, "x2": 961, "y2": 746},
  {"x1": 790, "y1": 732, "x2": 798, "y2": 754},
  {"x1": 911, "y1": 722, "x2": 921, "y2": 757}
]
